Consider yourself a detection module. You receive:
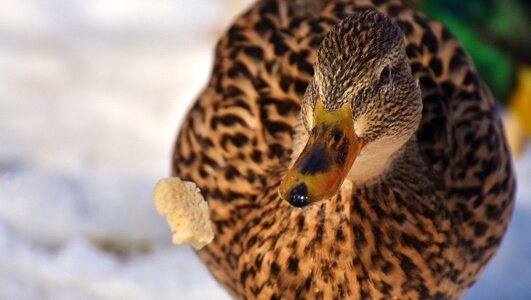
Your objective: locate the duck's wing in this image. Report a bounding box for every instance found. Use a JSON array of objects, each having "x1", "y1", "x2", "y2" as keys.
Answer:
[
  {"x1": 173, "y1": 0, "x2": 338, "y2": 204},
  {"x1": 395, "y1": 7, "x2": 516, "y2": 288},
  {"x1": 172, "y1": 1, "x2": 334, "y2": 293}
]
